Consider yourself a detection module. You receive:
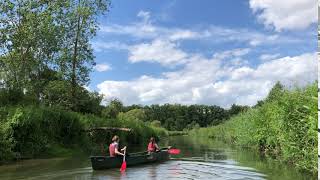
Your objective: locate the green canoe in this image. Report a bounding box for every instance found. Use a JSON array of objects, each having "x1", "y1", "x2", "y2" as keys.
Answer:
[{"x1": 90, "y1": 149, "x2": 170, "y2": 170}]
